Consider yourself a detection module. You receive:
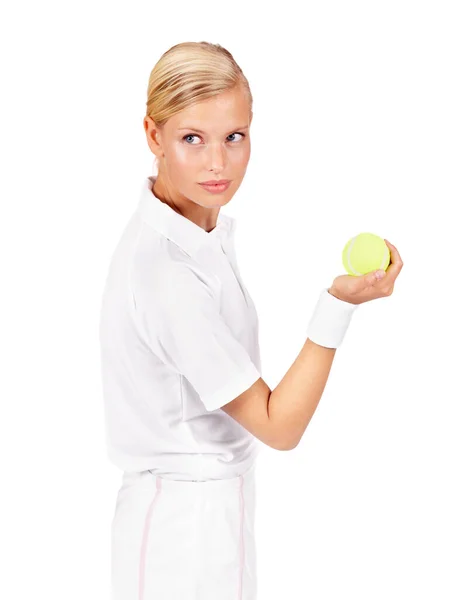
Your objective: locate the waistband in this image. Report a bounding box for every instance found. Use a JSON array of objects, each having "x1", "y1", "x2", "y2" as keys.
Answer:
[{"x1": 143, "y1": 461, "x2": 256, "y2": 494}]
